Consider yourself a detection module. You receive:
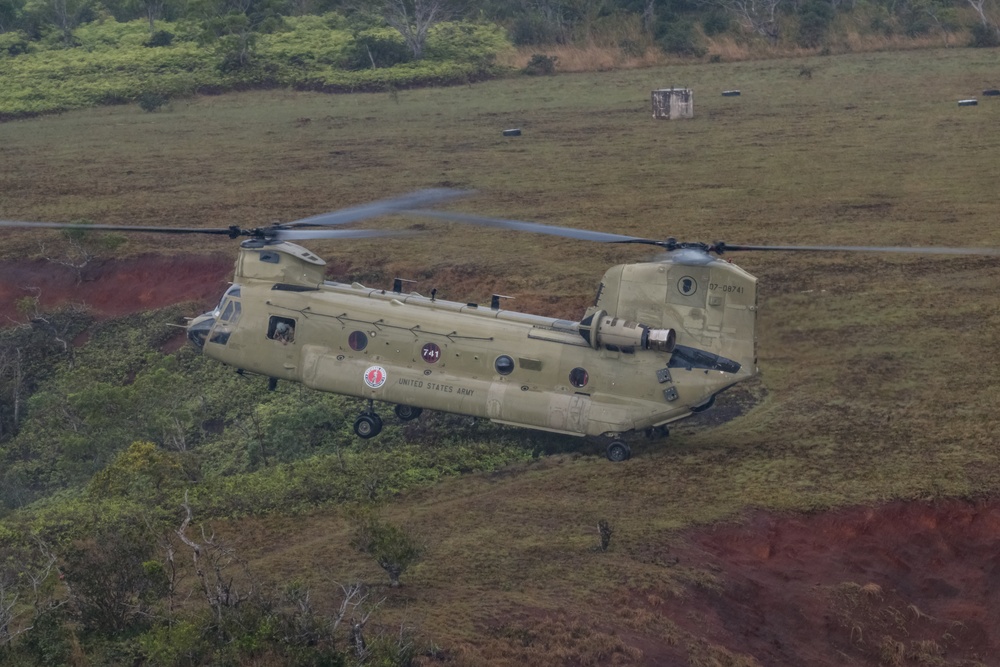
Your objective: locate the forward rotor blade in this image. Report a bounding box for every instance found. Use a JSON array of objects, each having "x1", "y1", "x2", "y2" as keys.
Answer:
[
  {"x1": 720, "y1": 243, "x2": 1000, "y2": 256},
  {"x1": 270, "y1": 228, "x2": 417, "y2": 241},
  {"x1": 283, "y1": 188, "x2": 472, "y2": 228},
  {"x1": 401, "y1": 209, "x2": 655, "y2": 244},
  {"x1": 0, "y1": 220, "x2": 235, "y2": 235}
]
